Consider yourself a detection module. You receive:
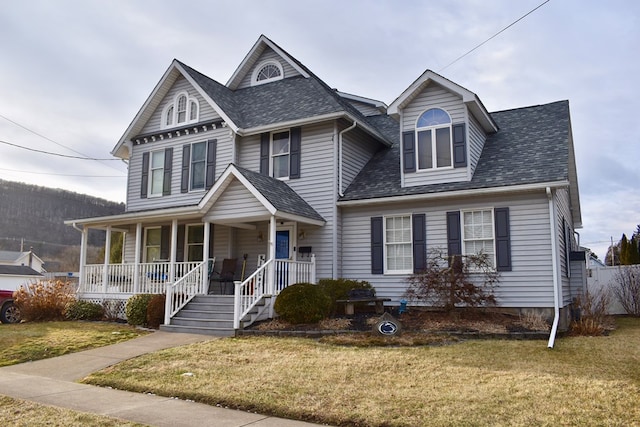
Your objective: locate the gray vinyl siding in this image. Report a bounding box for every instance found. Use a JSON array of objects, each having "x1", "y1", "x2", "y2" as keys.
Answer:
[
  {"x1": 123, "y1": 225, "x2": 136, "y2": 263},
  {"x1": 236, "y1": 133, "x2": 261, "y2": 171},
  {"x1": 401, "y1": 83, "x2": 468, "y2": 187},
  {"x1": 341, "y1": 126, "x2": 378, "y2": 192},
  {"x1": 126, "y1": 126, "x2": 231, "y2": 212},
  {"x1": 468, "y1": 112, "x2": 486, "y2": 176},
  {"x1": 236, "y1": 47, "x2": 302, "y2": 90},
  {"x1": 345, "y1": 99, "x2": 382, "y2": 117},
  {"x1": 203, "y1": 180, "x2": 270, "y2": 222},
  {"x1": 340, "y1": 192, "x2": 556, "y2": 308},
  {"x1": 140, "y1": 76, "x2": 220, "y2": 135},
  {"x1": 555, "y1": 188, "x2": 573, "y2": 305}
]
